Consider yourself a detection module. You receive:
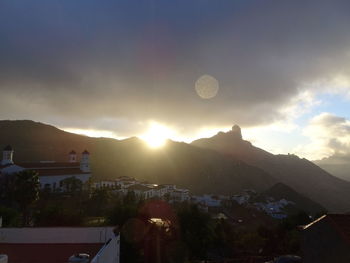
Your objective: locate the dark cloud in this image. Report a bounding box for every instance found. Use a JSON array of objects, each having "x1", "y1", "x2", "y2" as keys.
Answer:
[{"x1": 1, "y1": 0, "x2": 350, "y2": 135}]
